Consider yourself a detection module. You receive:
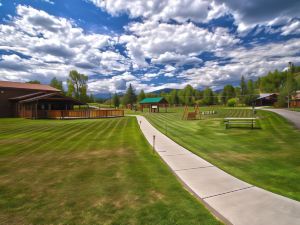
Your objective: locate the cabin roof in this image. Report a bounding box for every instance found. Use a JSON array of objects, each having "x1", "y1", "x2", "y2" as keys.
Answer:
[
  {"x1": 0, "y1": 81, "x2": 60, "y2": 92},
  {"x1": 18, "y1": 92, "x2": 85, "y2": 105},
  {"x1": 256, "y1": 93, "x2": 278, "y2": 100},
  {"x1": 140, "y1": 97, "x2": 167, "y2": 104}
]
